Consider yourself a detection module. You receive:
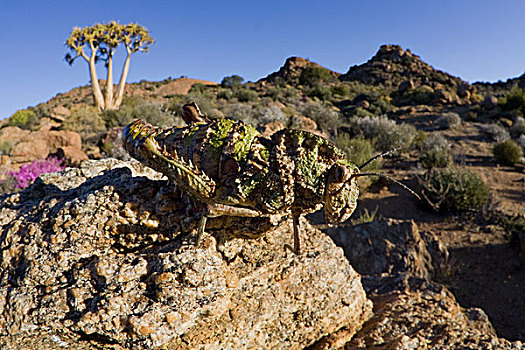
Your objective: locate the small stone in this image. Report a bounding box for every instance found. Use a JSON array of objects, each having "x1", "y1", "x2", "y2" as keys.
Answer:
[
  {"x1": 139, "y1": 325, "x2": 153, "y2": 336},
  {"x1": 165, "y1": 312, "x2": 178, "y2": 325}
]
